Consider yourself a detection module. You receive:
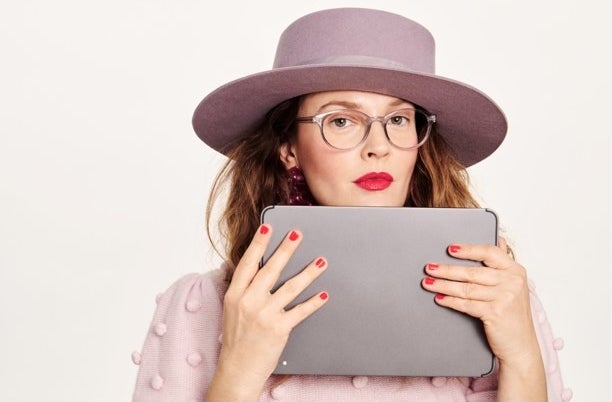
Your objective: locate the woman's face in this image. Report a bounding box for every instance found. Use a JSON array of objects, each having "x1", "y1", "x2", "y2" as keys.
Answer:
[{"x1": 280, "y1": 91, "x2": 419, "y2": 207}]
